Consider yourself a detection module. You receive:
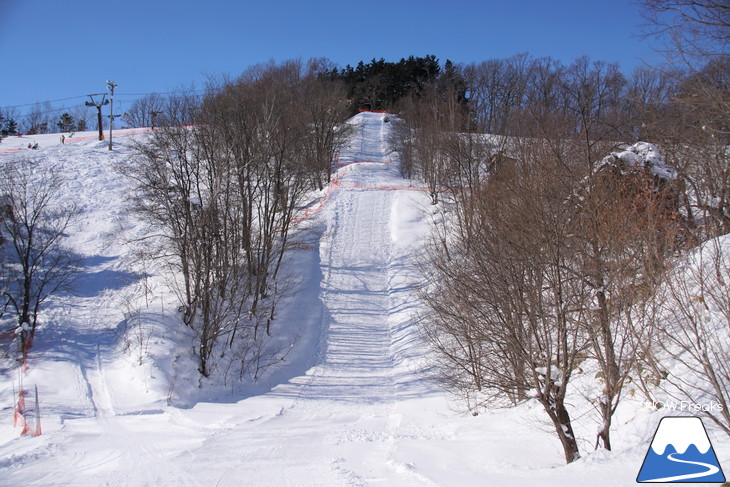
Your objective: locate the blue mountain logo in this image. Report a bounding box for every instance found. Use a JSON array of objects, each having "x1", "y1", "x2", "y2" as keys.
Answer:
[{"x1": 637, "y1": 416, "x2": 726, "y2": 483}]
